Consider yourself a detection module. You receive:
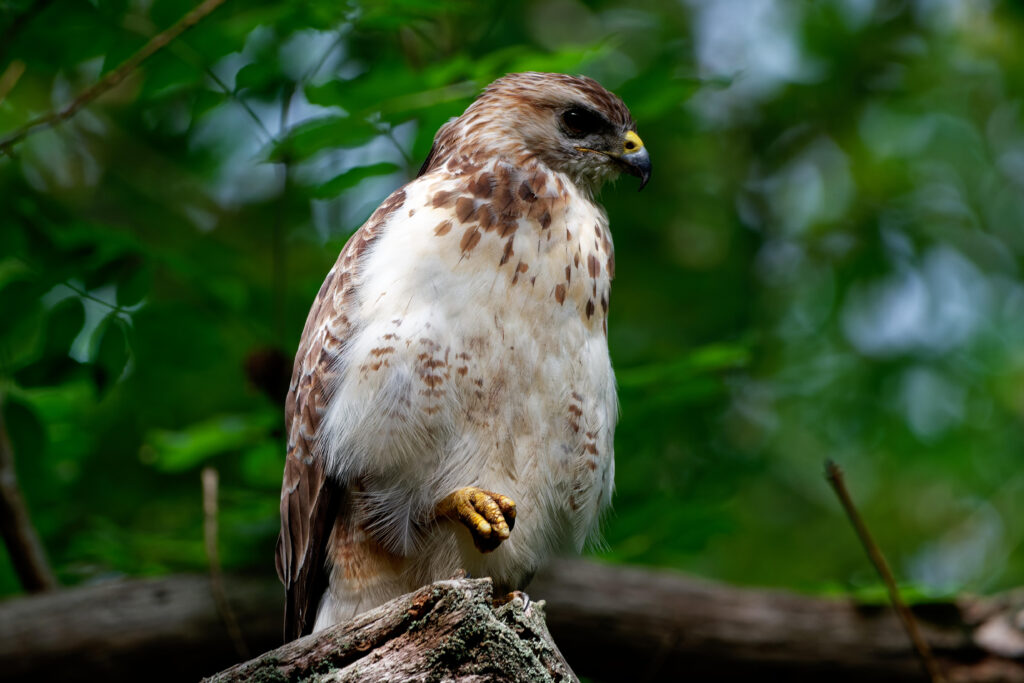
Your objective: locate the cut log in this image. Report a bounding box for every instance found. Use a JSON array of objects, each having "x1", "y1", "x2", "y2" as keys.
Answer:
[{"x1": 204, "y1": 576, "x2": 576, "y2": 682}]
